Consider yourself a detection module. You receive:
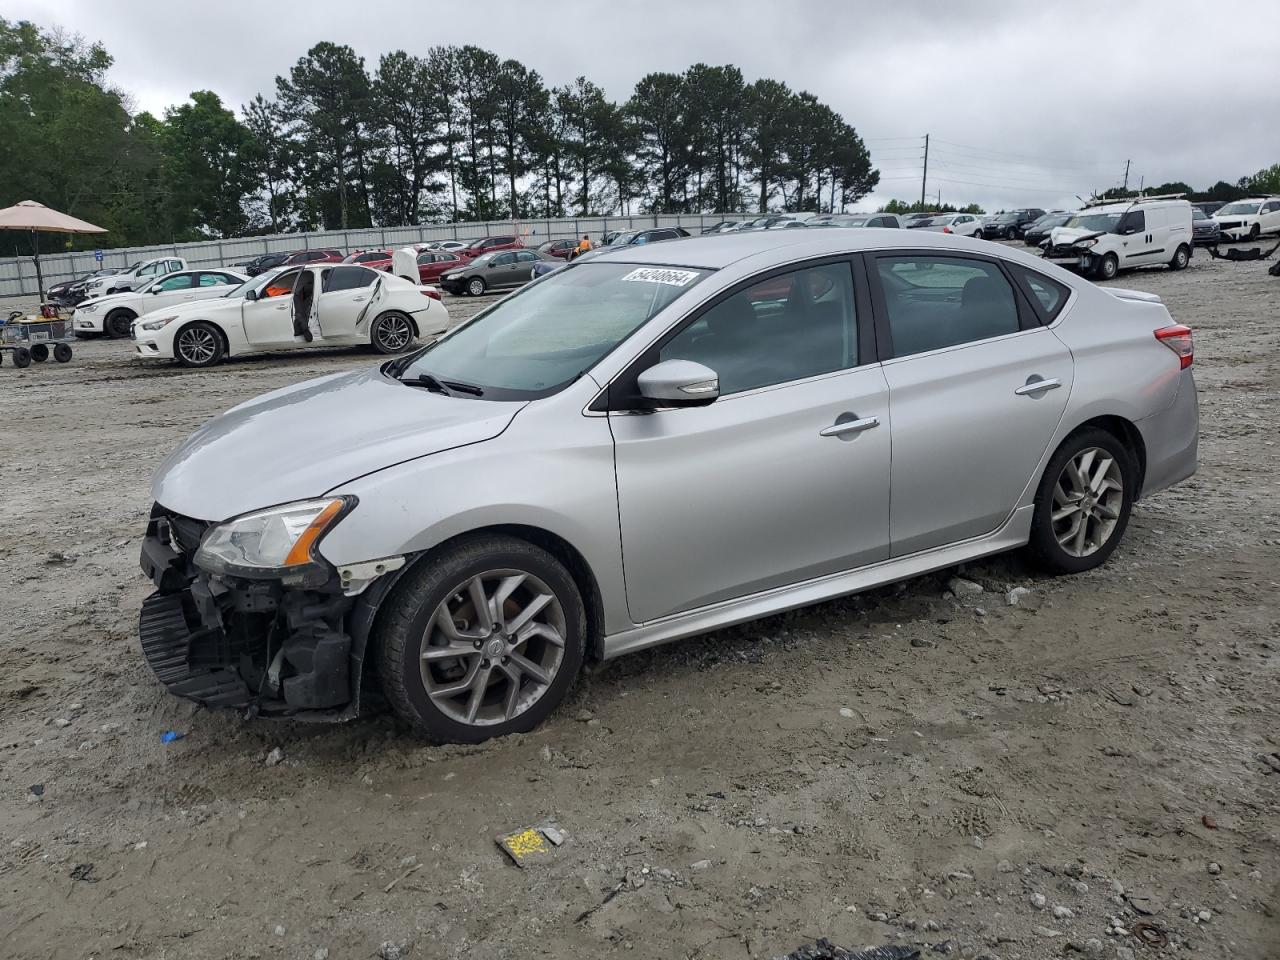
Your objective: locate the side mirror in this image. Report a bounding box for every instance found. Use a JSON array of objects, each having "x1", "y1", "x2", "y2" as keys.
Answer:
[
  {"x1": 244, "y1": 289, "x2": 258, "y2": 302},
  {"x1": 636, "y1": 359, "x2": 719, "y2": 407},
  {"x1": 150, "y1": 287, "x2": 162, "y2": 294}
]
